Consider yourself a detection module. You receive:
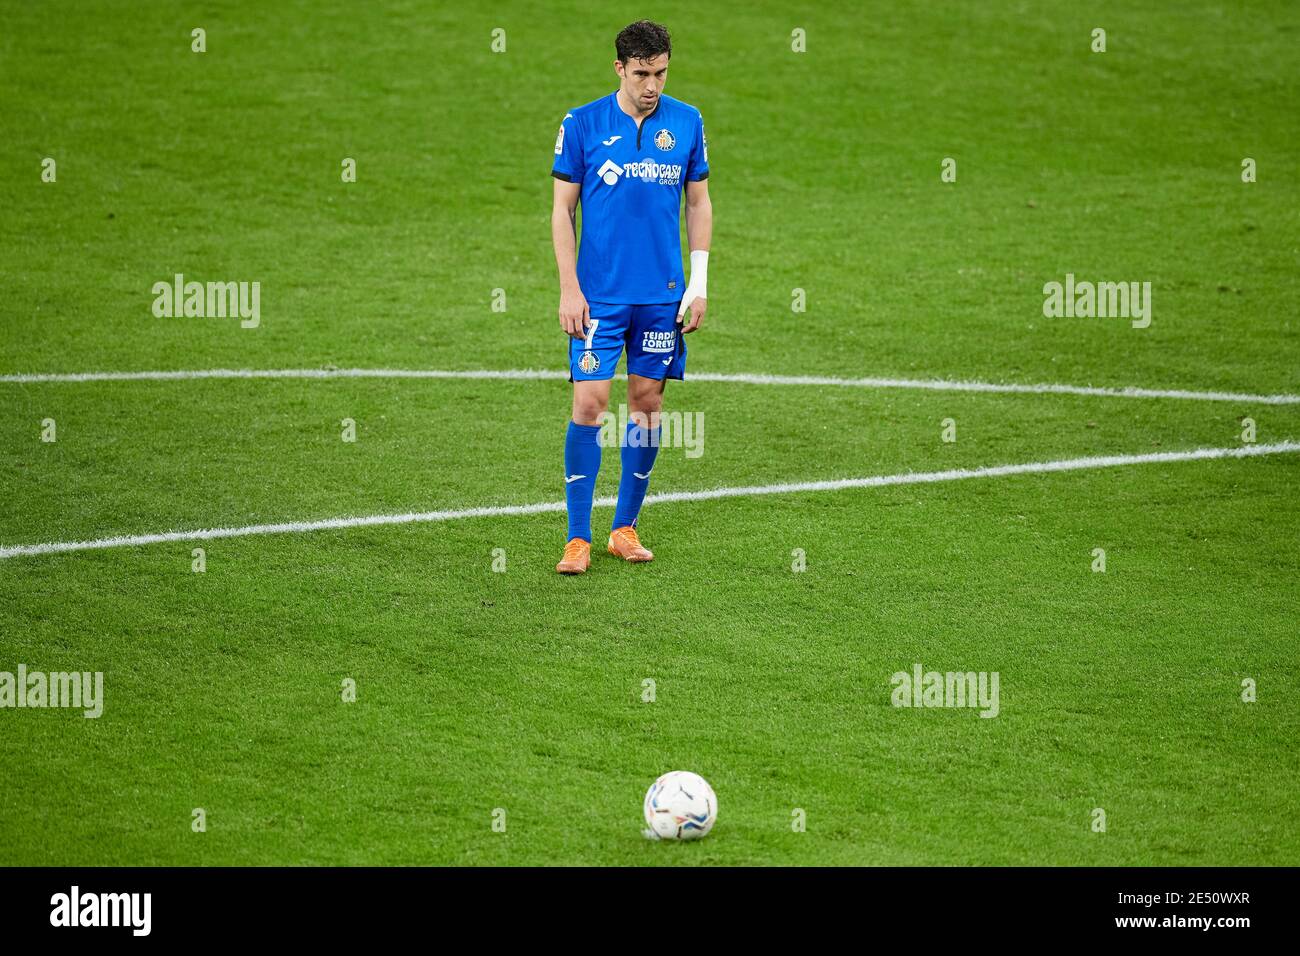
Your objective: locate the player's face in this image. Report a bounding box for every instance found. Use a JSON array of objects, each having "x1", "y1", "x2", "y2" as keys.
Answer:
[{"x1": 616, "y1": 54, "x2": 669, "y2": 112}]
